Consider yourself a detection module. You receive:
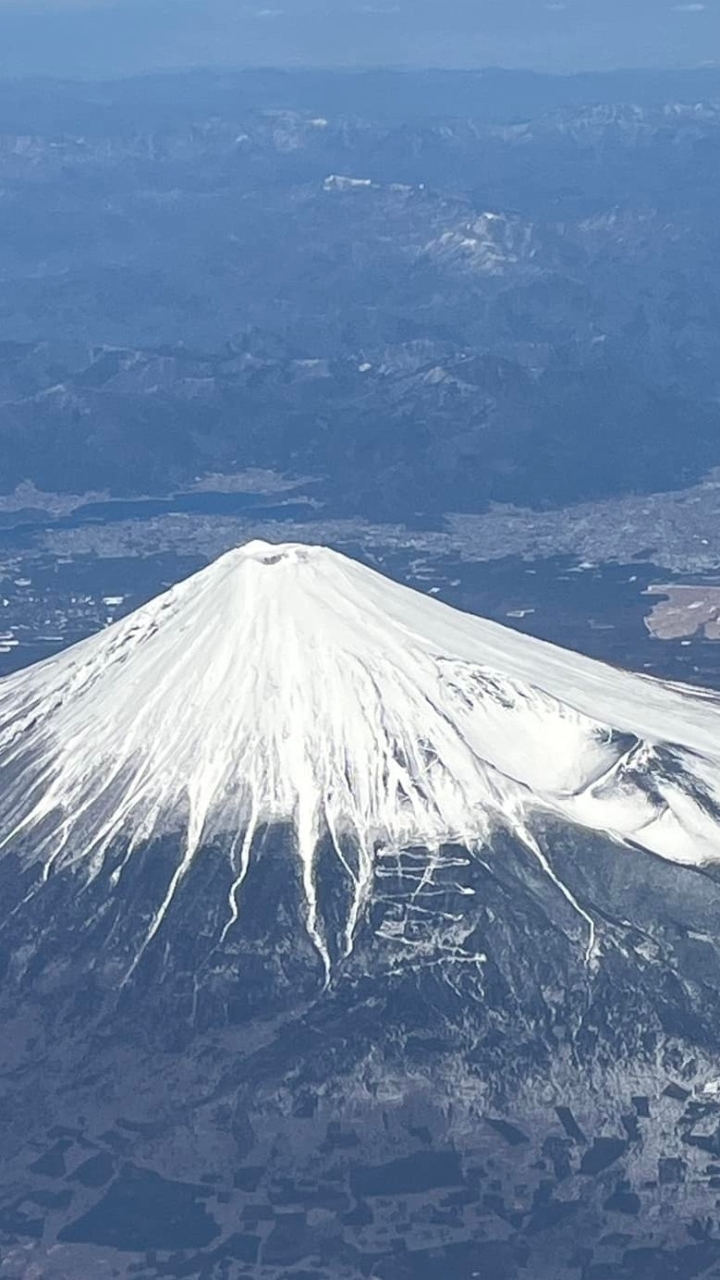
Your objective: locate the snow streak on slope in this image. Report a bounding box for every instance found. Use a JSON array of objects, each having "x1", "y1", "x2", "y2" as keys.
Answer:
[{"x1": 0, "y1": 539, "x2": 720, "y2": 970}]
